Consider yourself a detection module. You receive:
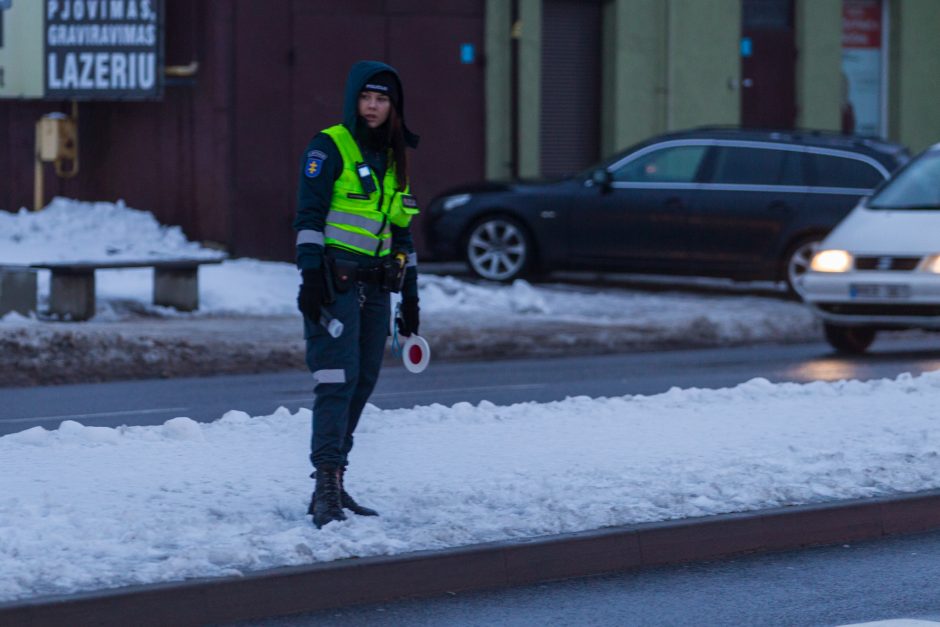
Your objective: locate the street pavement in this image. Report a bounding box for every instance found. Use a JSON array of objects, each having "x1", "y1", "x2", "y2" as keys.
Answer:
[
  {"x1": 0, "y1": 266, "x2": 817, "y2": 387},
  {"x1": 5, "y1": 336, "x2": 940, "y2": 435}
]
